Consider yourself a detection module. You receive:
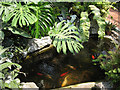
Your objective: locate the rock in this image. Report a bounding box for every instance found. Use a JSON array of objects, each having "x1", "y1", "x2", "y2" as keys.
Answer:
[
  {"x1": 90, "y1": 19, "x2": 99, "y2": 34},
  {"x1": 96, "y1": 81, "x2": 113, "y2": 89},
  {"x1": 27, "y1": 36, "x2": 52, "y2": 53},
  {"x1": 20, "y1": 82, "x2": 39, "y2": 89},
  {"x1": 52, "y1": 81, "x2": 113, "y2": 89},
  {"x1": 53, "y1": 82, "x2": 96, "y2": 89}
]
